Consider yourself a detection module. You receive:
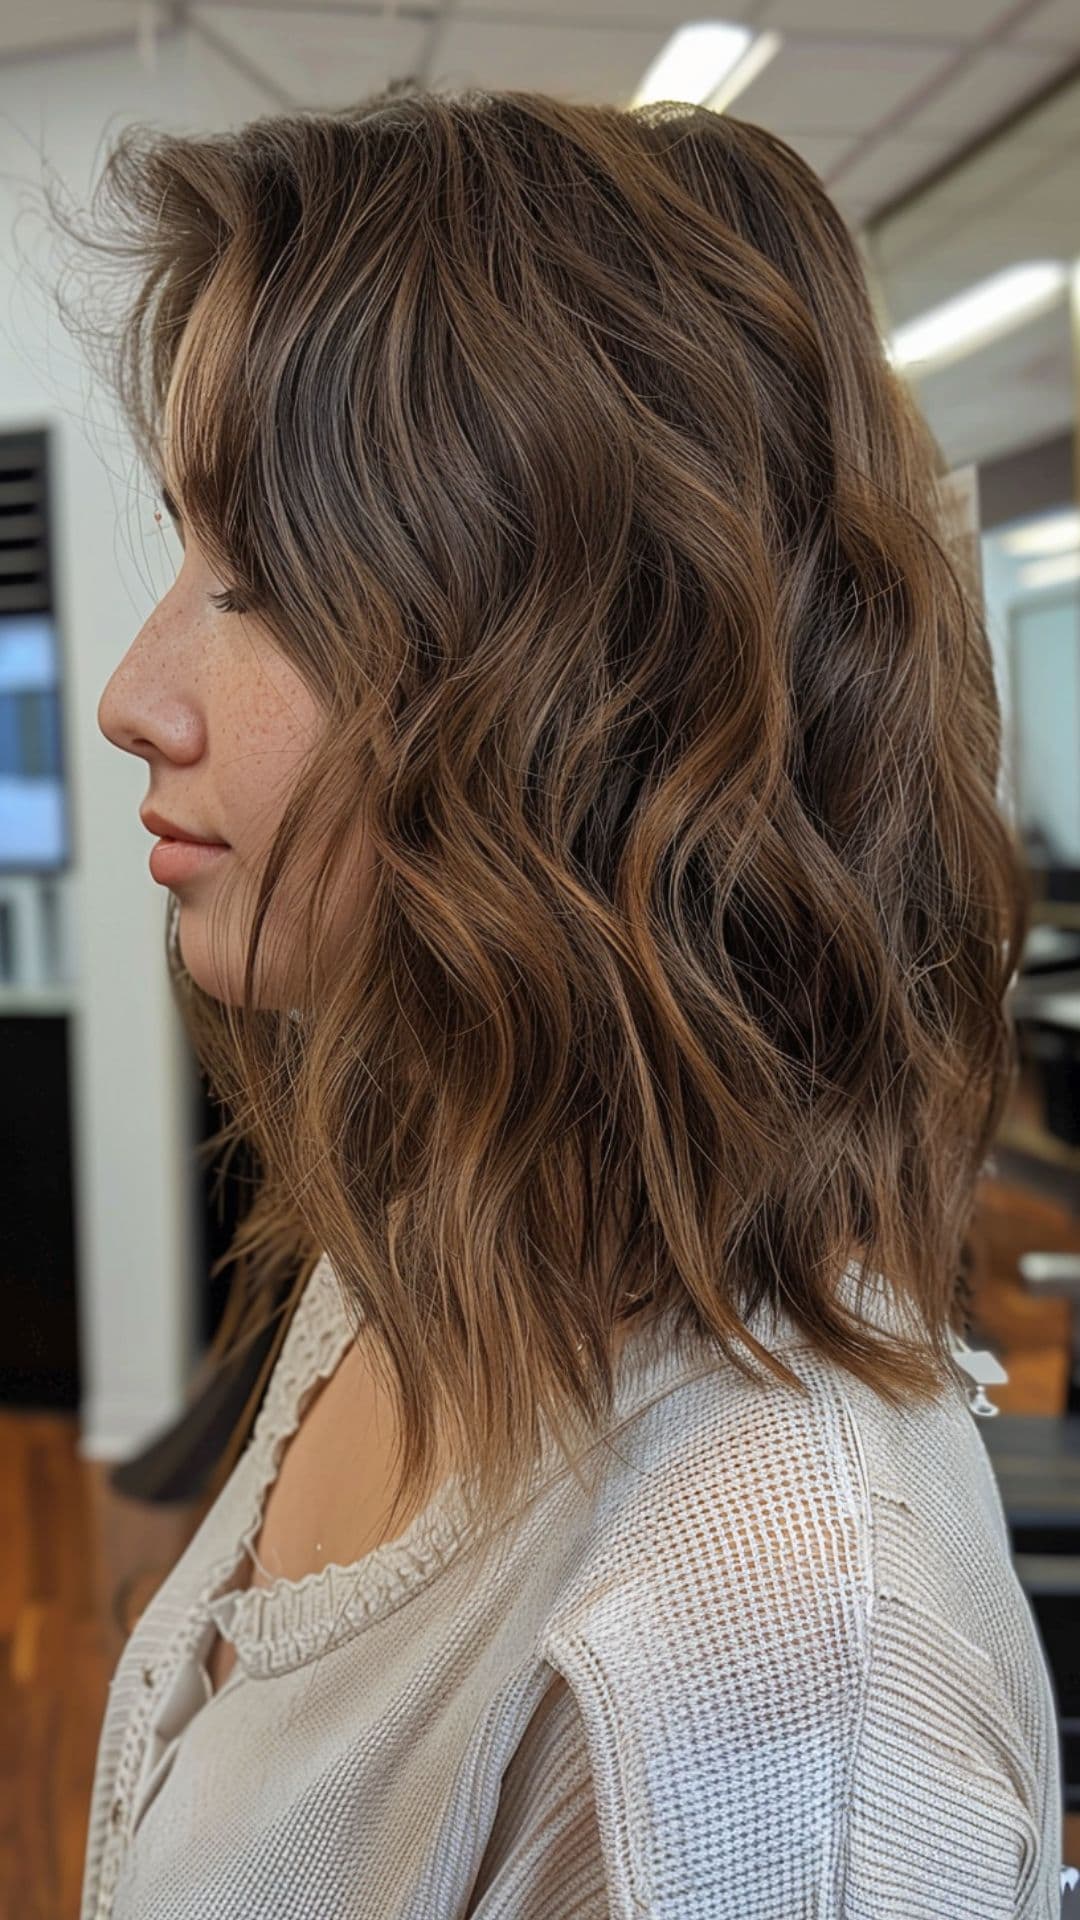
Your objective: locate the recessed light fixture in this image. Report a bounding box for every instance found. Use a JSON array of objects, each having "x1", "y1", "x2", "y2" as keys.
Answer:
[
  {"x1": 1001, "y1": 510, "x2": 1080, "y2": 558},
  {"x1": 632, "y1": 23, "x2": 782, "y2": 114},
  {"x1": 1018, "y1": 551, "x2": 1080, "y2": 591},
  {"x1": 888, "y1": 261, "x2": 1068, "y2": 373}
]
